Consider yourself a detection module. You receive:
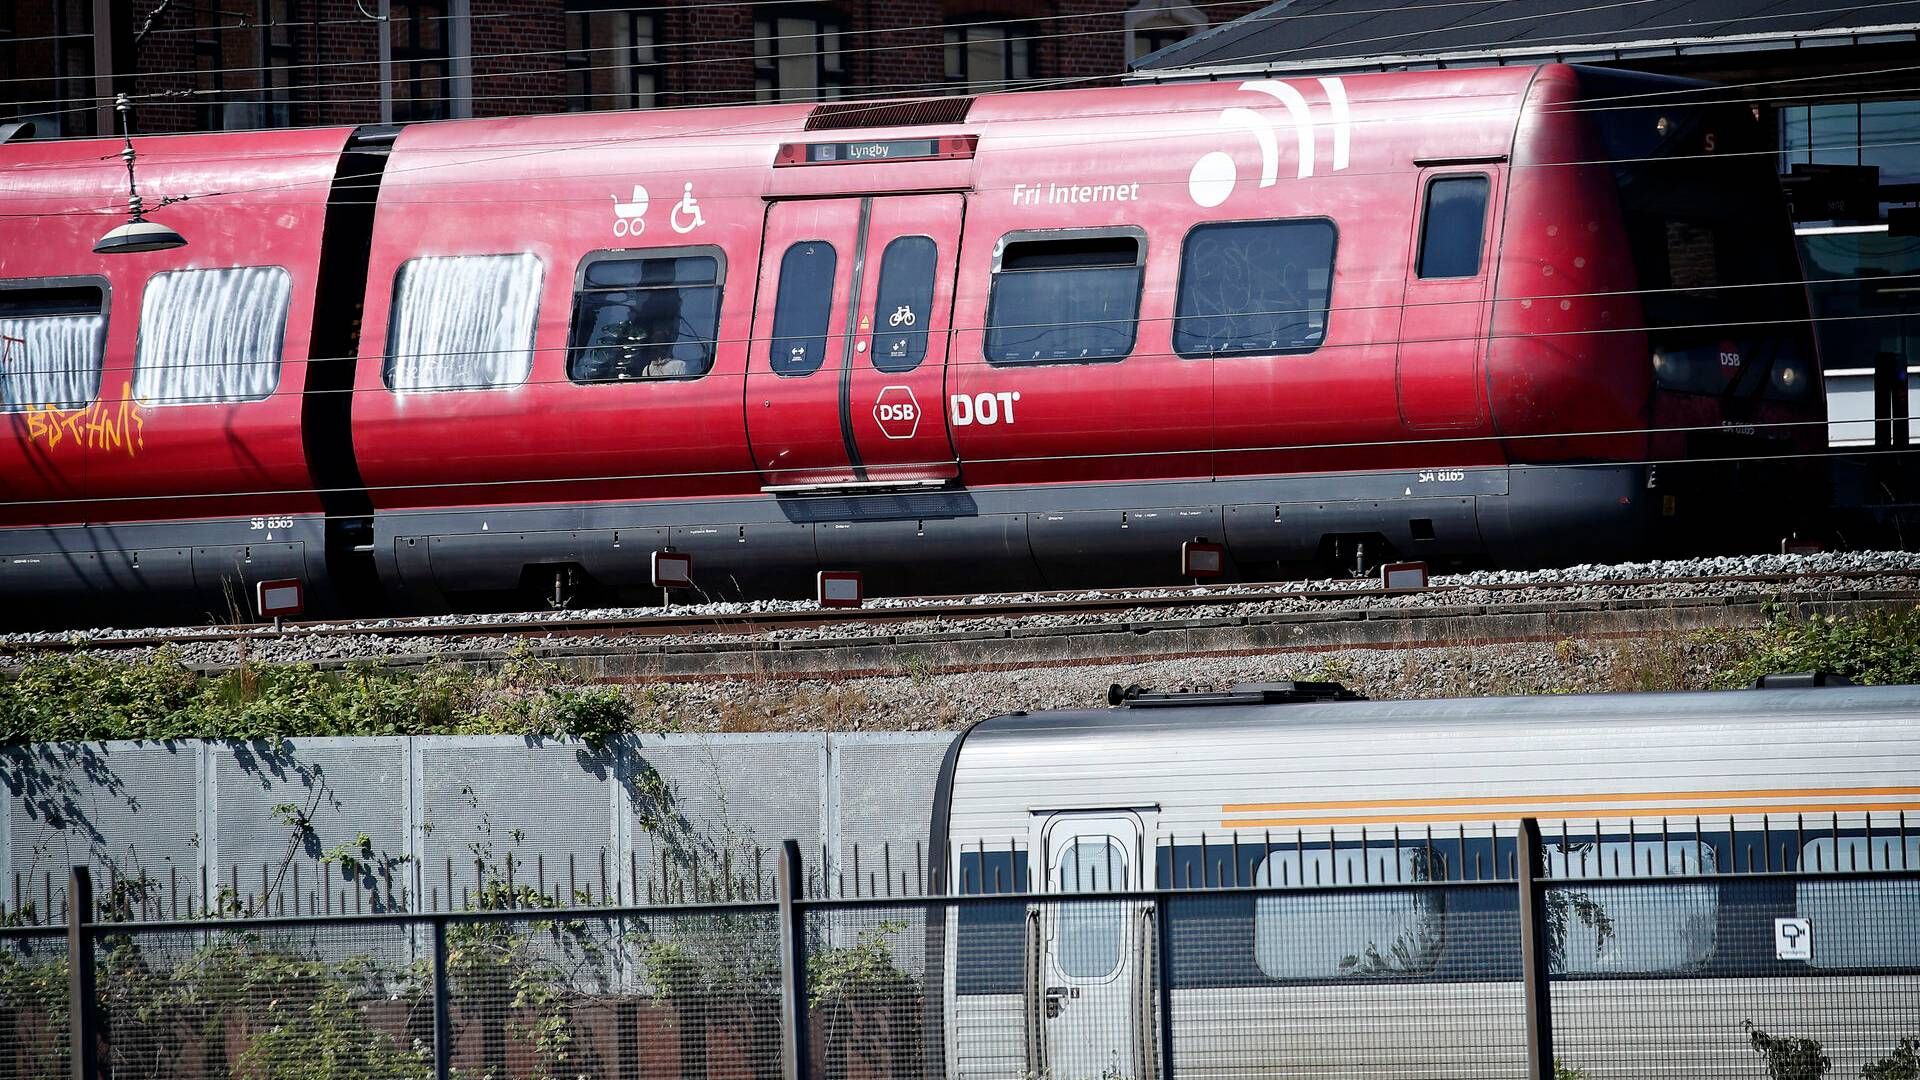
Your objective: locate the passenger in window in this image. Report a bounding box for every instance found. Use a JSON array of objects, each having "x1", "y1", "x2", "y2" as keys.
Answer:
[{"x1": 580, "y1": 261, "x2": 691, "y2": 380}]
